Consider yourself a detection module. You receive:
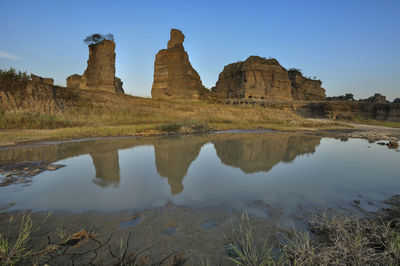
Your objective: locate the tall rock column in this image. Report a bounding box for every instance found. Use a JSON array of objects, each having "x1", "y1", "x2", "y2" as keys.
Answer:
[
  {"x1": 151, "y1": 29, "x2": 209, "y2": 100},
  {"x1": 66, "y1": 39, "x2": 124, "y2": 93}
]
